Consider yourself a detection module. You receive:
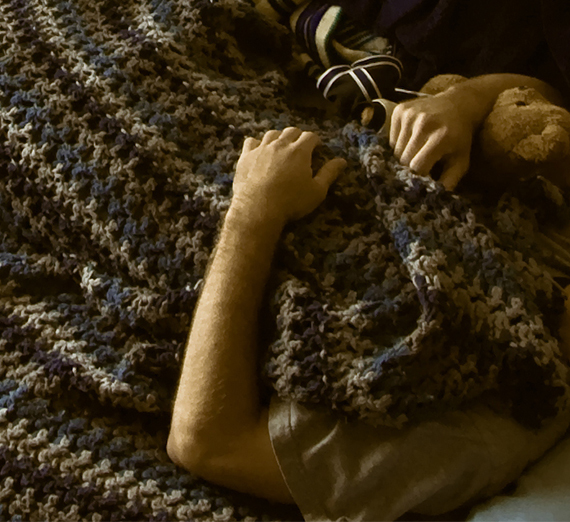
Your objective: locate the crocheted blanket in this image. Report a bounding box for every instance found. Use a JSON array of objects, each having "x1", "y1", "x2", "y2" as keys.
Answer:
[
  {"x1": 262, "y1": 151, "x2": 570, "y2": 429},
  {"x1": 1, "y1": 0, "x2": 569, "y2": 520}
]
